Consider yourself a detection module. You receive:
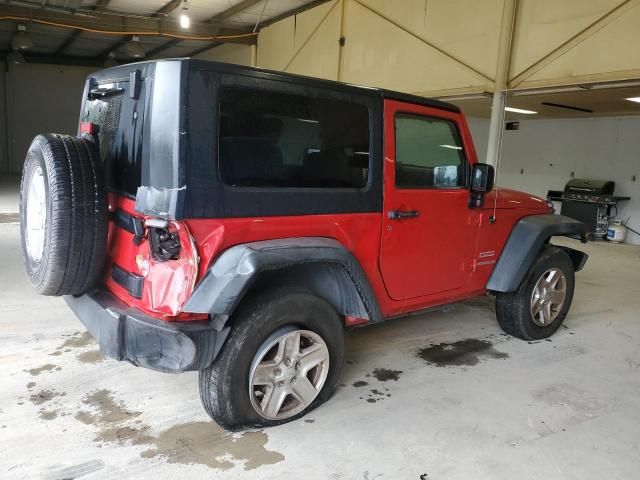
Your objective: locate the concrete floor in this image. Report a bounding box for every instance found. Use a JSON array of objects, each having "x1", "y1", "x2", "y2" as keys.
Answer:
[{"x1": 1, "y1": 198, "x2": 640, "y2": 479}]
